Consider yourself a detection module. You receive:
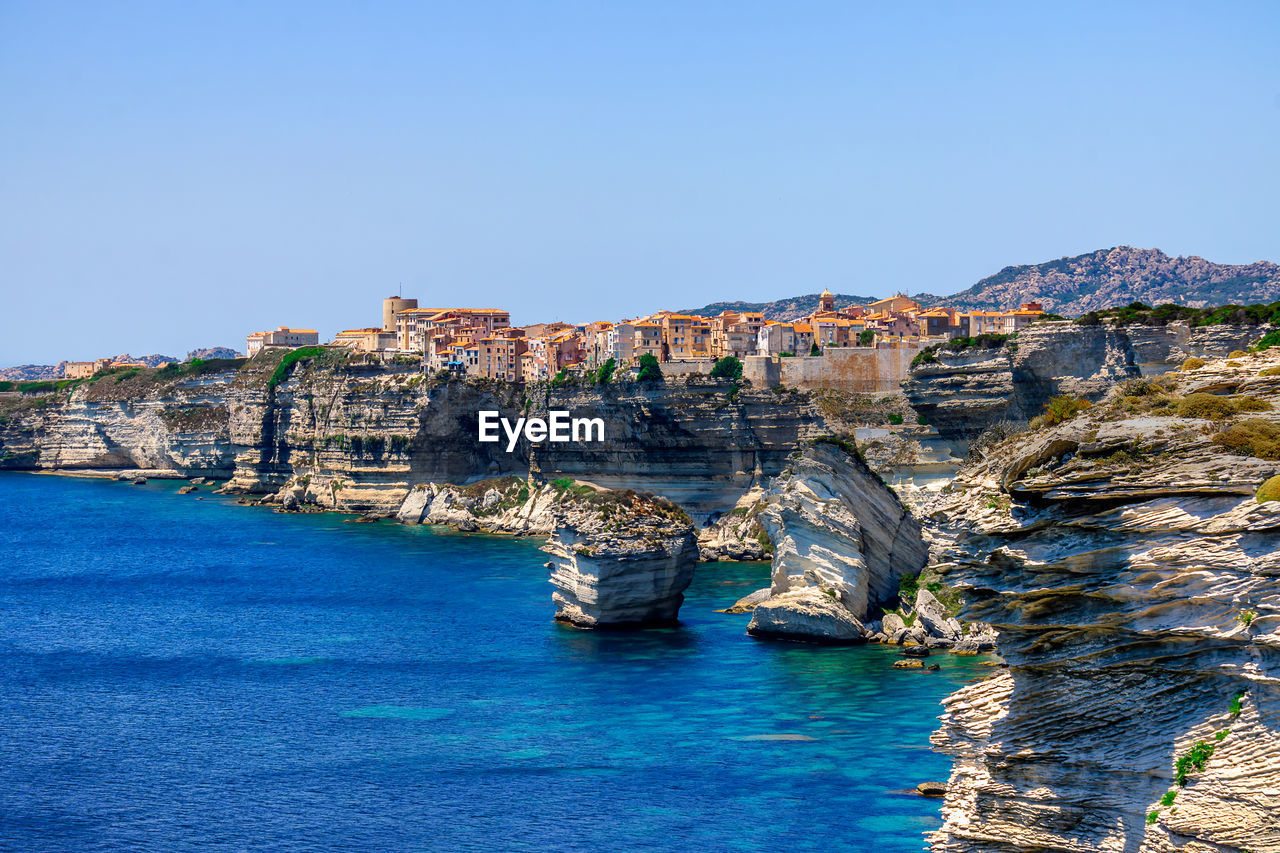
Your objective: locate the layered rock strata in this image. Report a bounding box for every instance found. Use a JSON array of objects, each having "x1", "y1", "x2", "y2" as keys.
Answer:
[
  {"x1": 744, "y1": 439, "x2": 929, "y2": 642},
  {"x1": 923, "y1": 347, "x2": 1280, "y2": 851},
  {"x1": 542, "y1": 489, "x2": 698, "y2": 627},
  {"x1": 1, "y1": 352, "x2": 824, "y2": 525},
  {"x1": 905, "y1": 322, "x2": 1271, "y2": 444}
]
